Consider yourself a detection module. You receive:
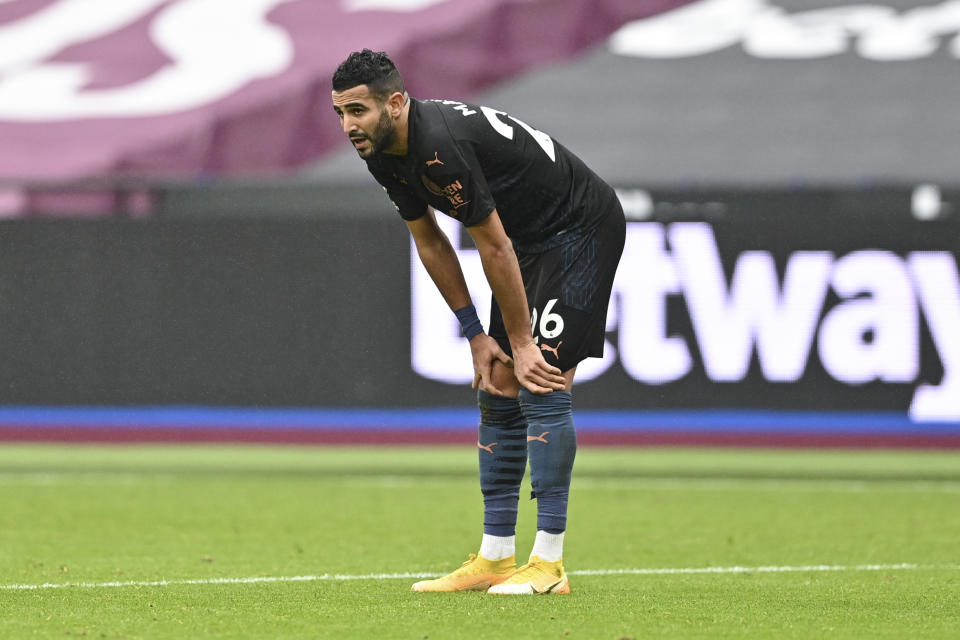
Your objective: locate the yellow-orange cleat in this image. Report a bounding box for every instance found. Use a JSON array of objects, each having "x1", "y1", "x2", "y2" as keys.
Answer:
[
  {"x1": 486, "y1": 555, "x2": 570, "y2": 595},
  {"x1": 411, "y1": 554, "x2": 516, "y2": 592}
]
